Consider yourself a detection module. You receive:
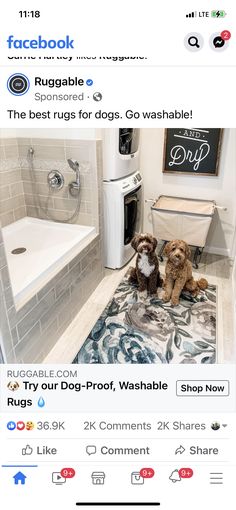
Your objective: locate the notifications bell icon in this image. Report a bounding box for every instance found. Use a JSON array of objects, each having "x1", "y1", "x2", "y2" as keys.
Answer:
[{"x1": 169, "y1": 469, "x2": 181, "y2": 483}]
